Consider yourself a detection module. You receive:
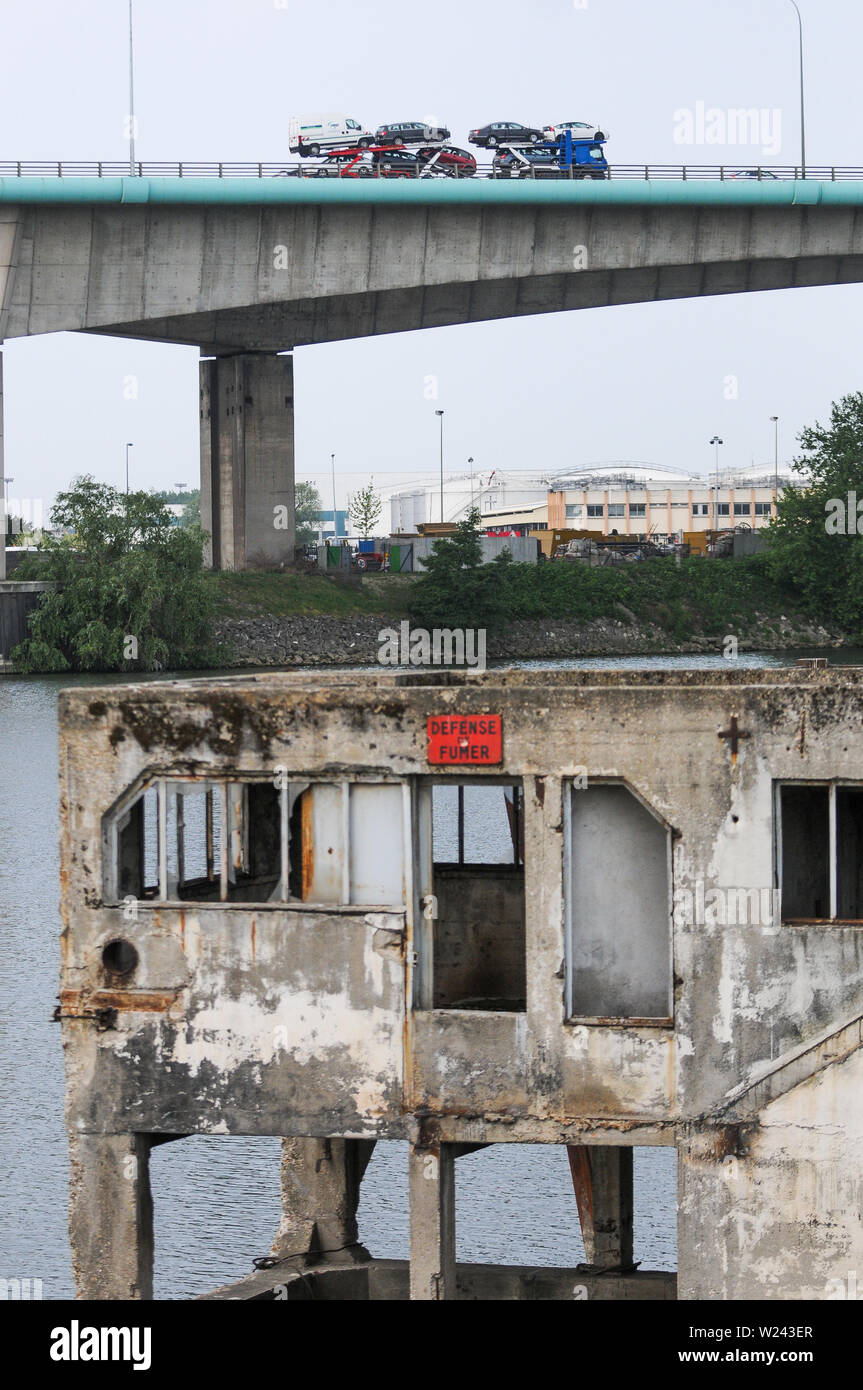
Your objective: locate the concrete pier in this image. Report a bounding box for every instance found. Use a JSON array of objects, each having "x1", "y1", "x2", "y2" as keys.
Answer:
[
  {"x1": 199, "y1": 353, "x2": 295, "y2": 570},
  {"x1": 67, "y1": 1134, "x2": 154, "y2": 1301},
  {"x1": 272, "y1": 1137, "x2": 375, "y2": 1264},
  {"x1": 409, "y1": 1141, "x2": 456, "y2": 1301},
  {"x1": 569, "y1": 1145, "x2": 635, "y2": 1270}
]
